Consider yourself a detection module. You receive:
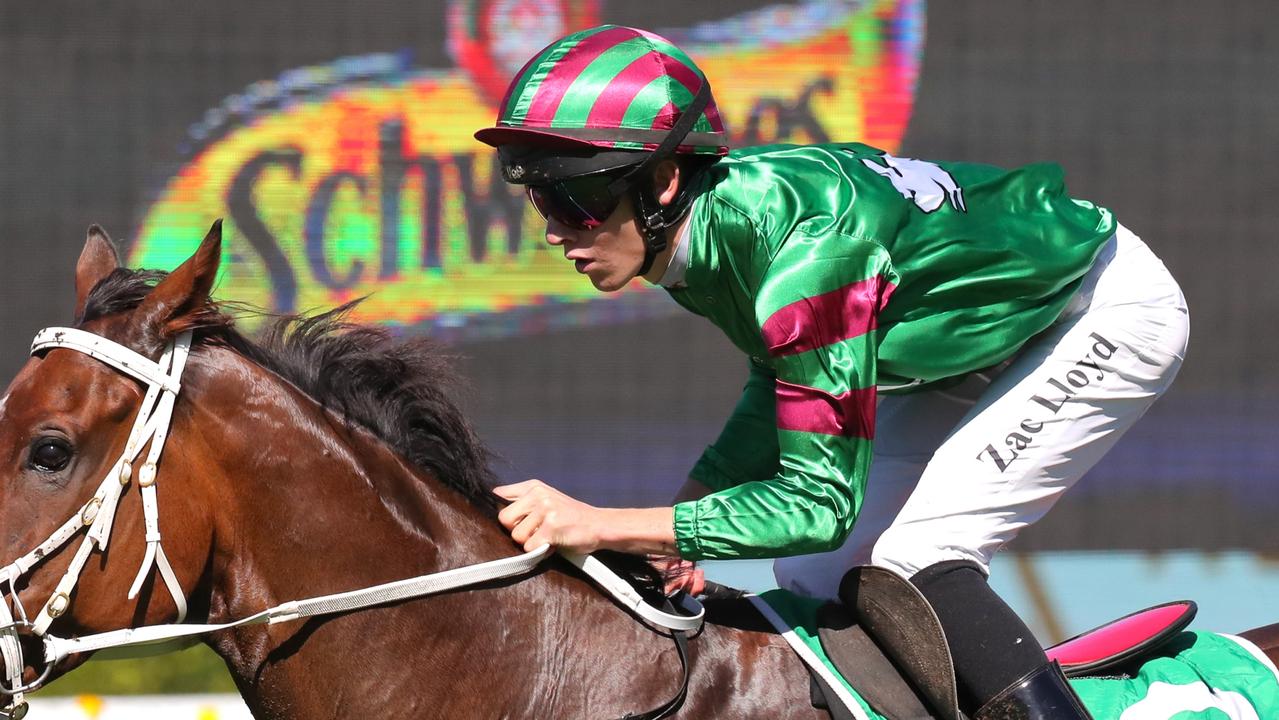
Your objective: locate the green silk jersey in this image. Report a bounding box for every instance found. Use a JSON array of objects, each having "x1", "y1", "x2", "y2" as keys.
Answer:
[{"x1": 667, "y1": 143, "x2": 1114, "y2": 561}]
